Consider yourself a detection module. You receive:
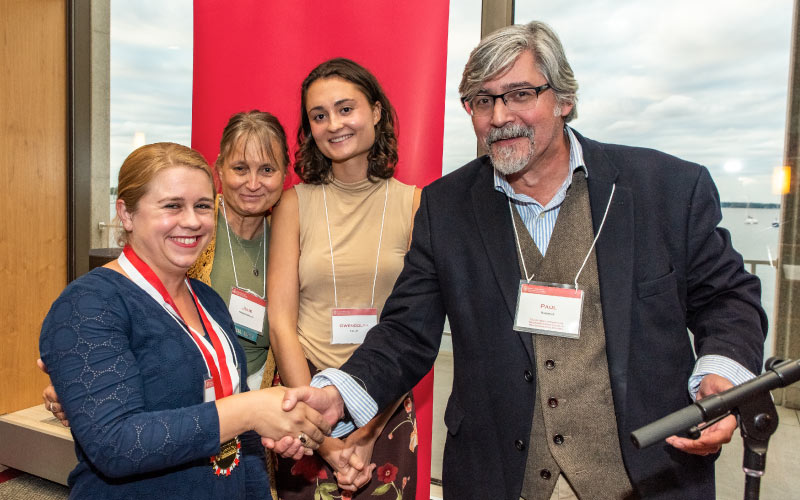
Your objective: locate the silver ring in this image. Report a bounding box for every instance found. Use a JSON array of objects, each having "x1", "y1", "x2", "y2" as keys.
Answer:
[
  {"x1": 49, "y1": 401, "x2": 55, "y2": 412},
  {"x1": 298, "y1": 432, "x2": 308, "y2": 446}
]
